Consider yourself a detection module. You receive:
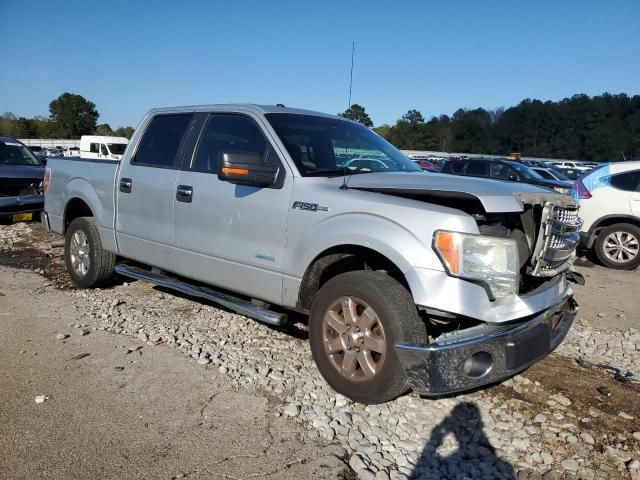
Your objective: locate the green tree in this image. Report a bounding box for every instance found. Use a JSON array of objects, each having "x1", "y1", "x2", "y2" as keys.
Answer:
[
  {"x1": 402, "y1": 109, "x2": 424, "y2": 125},
  {"x1": 95, "y1": 123, "x2": 114, "y2": 136},
  {"x1": 373, "y1": 124, "x2": 391, "y2": 138},
  {"x1": 0, "y1": 112, "x2": 19, "y2": 137},
  {"x1": 49, "y1": 92, "x2": 99, "y2": 138},
  {"x1": 114, "y1": 126, "x2": 135, "y2": 139},
  {"x1": 338, "y1": 104, "x2": 373, "y2": 127}
]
